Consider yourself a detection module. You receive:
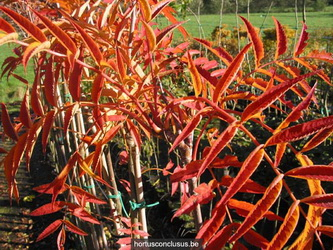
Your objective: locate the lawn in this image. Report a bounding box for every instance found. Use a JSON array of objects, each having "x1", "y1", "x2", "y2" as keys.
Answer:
[
  {"x1": 0, "y1": 44, "x2": 34, "y2": 105},
  {"x1": 157, "y1": 11, "x2": 333, "y2": 40}
]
